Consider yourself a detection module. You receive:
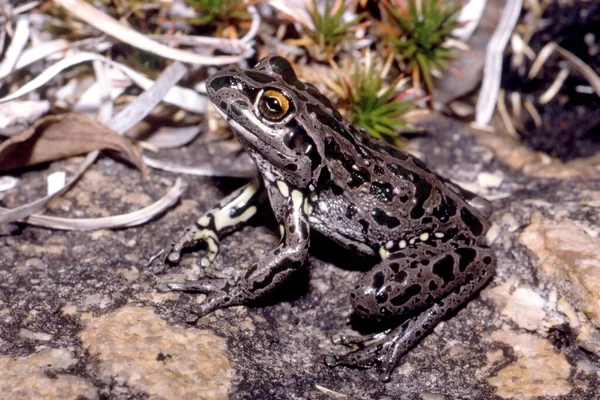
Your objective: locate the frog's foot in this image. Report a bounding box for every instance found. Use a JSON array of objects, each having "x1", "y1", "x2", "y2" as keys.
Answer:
[
  {"x1": 150, "y1": 224, "x2": 221, "y2": 275},
  {"x1": 158, "y1": 278, "x2": 246, "y2": 320},
  {"x1": 325, "y1": 325, "x2": 405, "y2": 381}
]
